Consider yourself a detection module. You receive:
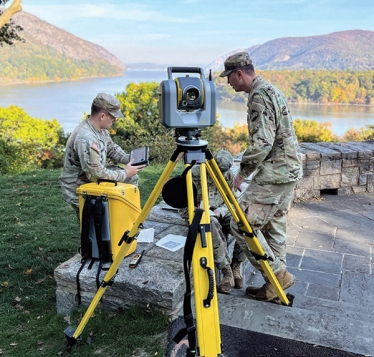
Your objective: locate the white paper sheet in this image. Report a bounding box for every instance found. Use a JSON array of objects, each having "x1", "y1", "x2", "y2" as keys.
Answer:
[
  {"x1": 155, "y1": 234, "x2": 186, "y2": 252},
  {"x1": 137, "y1": 228, "x2": 155, "y2": 243}
]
